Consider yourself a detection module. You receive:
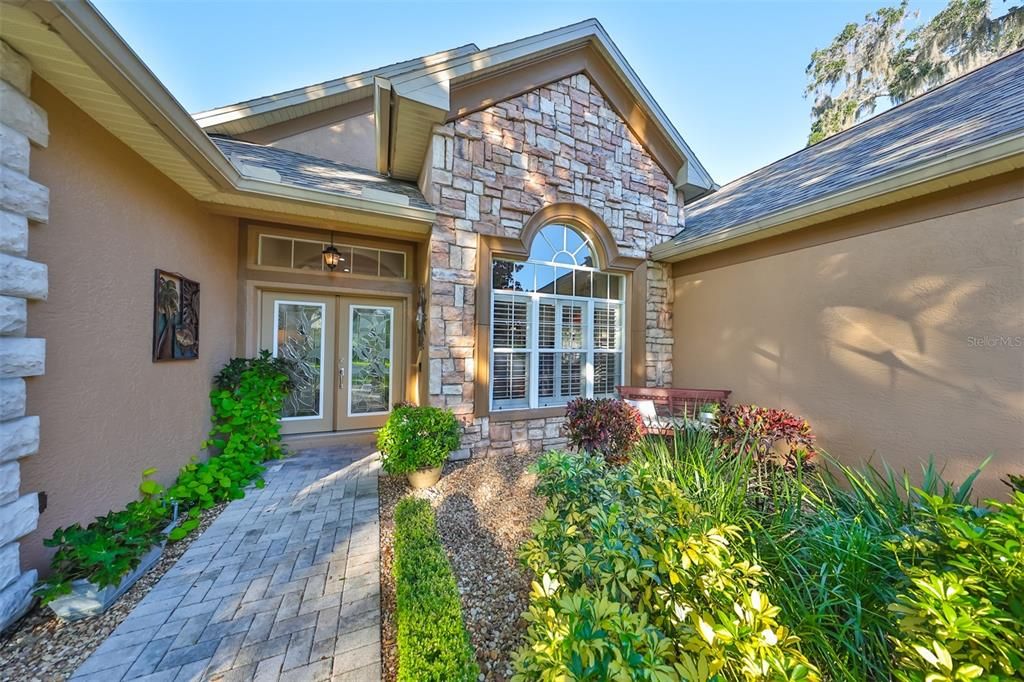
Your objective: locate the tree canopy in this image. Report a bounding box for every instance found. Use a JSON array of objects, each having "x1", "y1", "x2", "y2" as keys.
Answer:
[{"x1": 806, "y1": 0, "x2": 1024, "y2": 145}]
